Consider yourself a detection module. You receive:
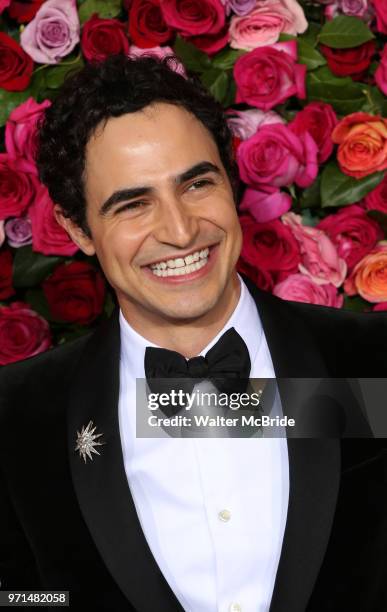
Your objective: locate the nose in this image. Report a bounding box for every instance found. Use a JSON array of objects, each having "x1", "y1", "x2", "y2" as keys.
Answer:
[{"x1": 153, "y1": 195, "x2": 200, "y2": 248}]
